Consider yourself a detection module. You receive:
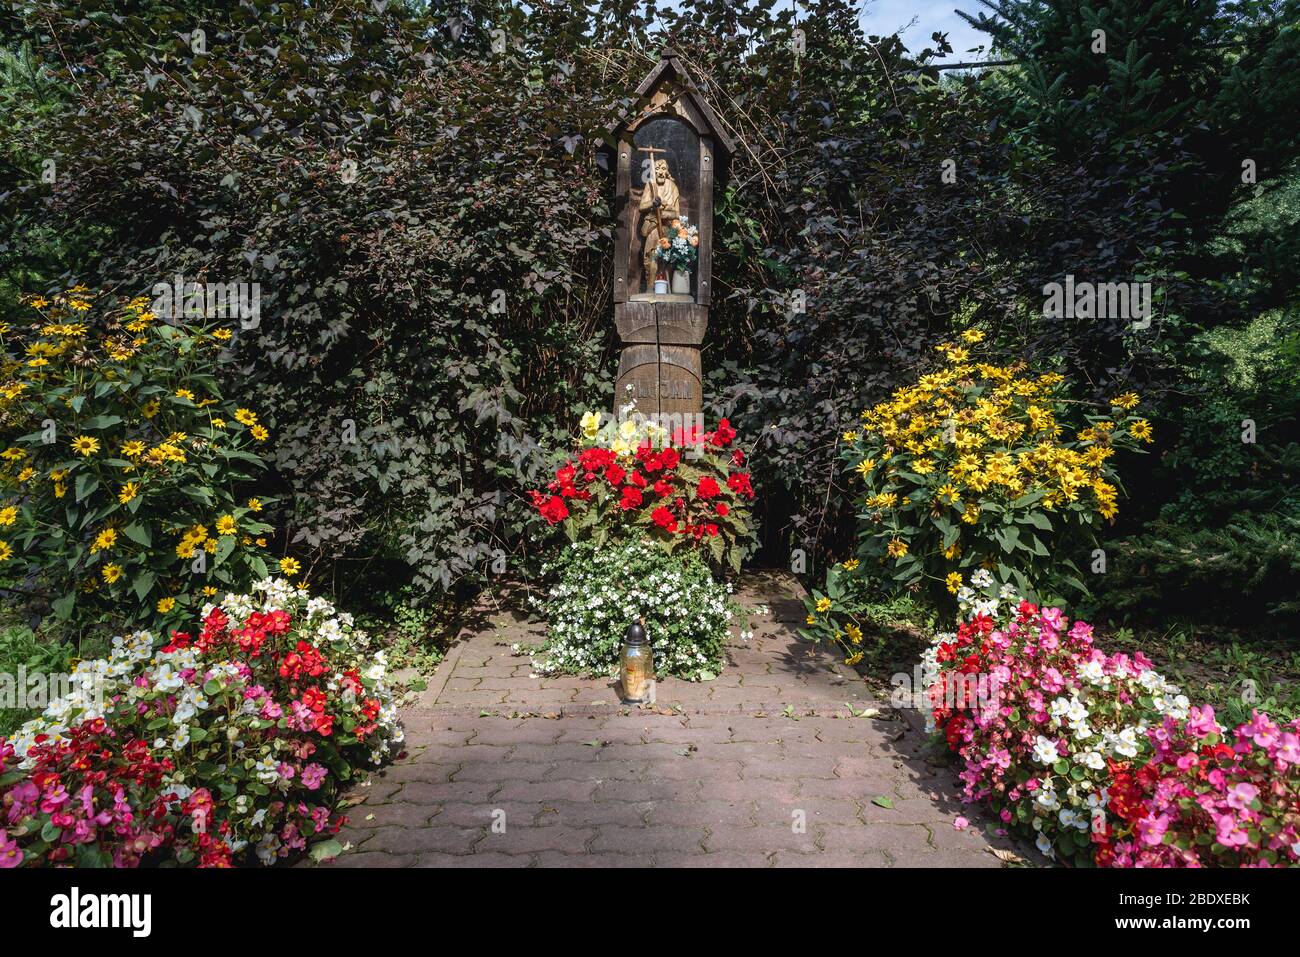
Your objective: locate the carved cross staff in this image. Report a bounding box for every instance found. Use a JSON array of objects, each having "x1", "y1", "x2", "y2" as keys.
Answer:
[{"x1": 637, "y1": 144, "x2": 669, "y2": 202}]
